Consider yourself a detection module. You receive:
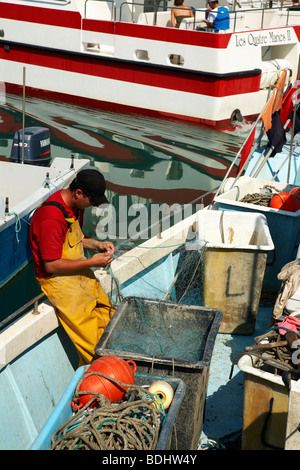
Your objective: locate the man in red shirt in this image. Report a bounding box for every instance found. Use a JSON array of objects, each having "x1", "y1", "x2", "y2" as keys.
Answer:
[{"x1": 30, "y1": 168, "x2": 115, "y2": 365}]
